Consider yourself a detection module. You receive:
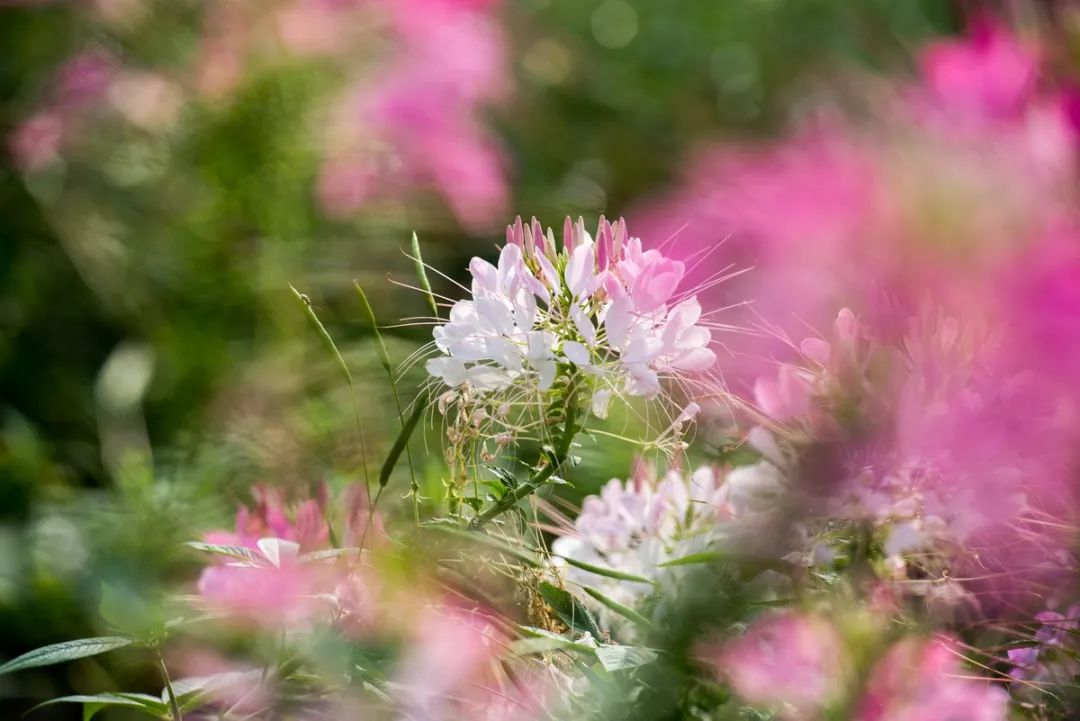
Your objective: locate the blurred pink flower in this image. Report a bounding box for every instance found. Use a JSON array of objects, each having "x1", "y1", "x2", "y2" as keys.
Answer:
[
  {"x1": 275, "y1": 0, "x2": 361, "y2": 57},
  {"x1": 203, "y1": 485, "x2": 328, "y2": 552},
  {"x1": 710, "y1": 611, "x2": 847, "y2": 719},
  {"x1": 855, "y1": 636, "x2": 1006, "y2": 721},
  {"x1": 393, "y1": 600, "x2": 503, "y2": 721},
  {"x1": 196, "y1": 538, "x2": 333, "y2": 627},
  {"x1": 8, "y1": 112, "x2": 64, "y2": 170},
  {"x1": 754, "y1": 363, "x2": 812, "y2": 422},
  {"x1": 317, "y1": 0, "x2": 509, "y2": 229},
  {"x1": 919, "y1": 16, "x2": 1039, "y2": 122},
  {"x1": 54, "y1": 50, "x2": 115, "y2": 110}
]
